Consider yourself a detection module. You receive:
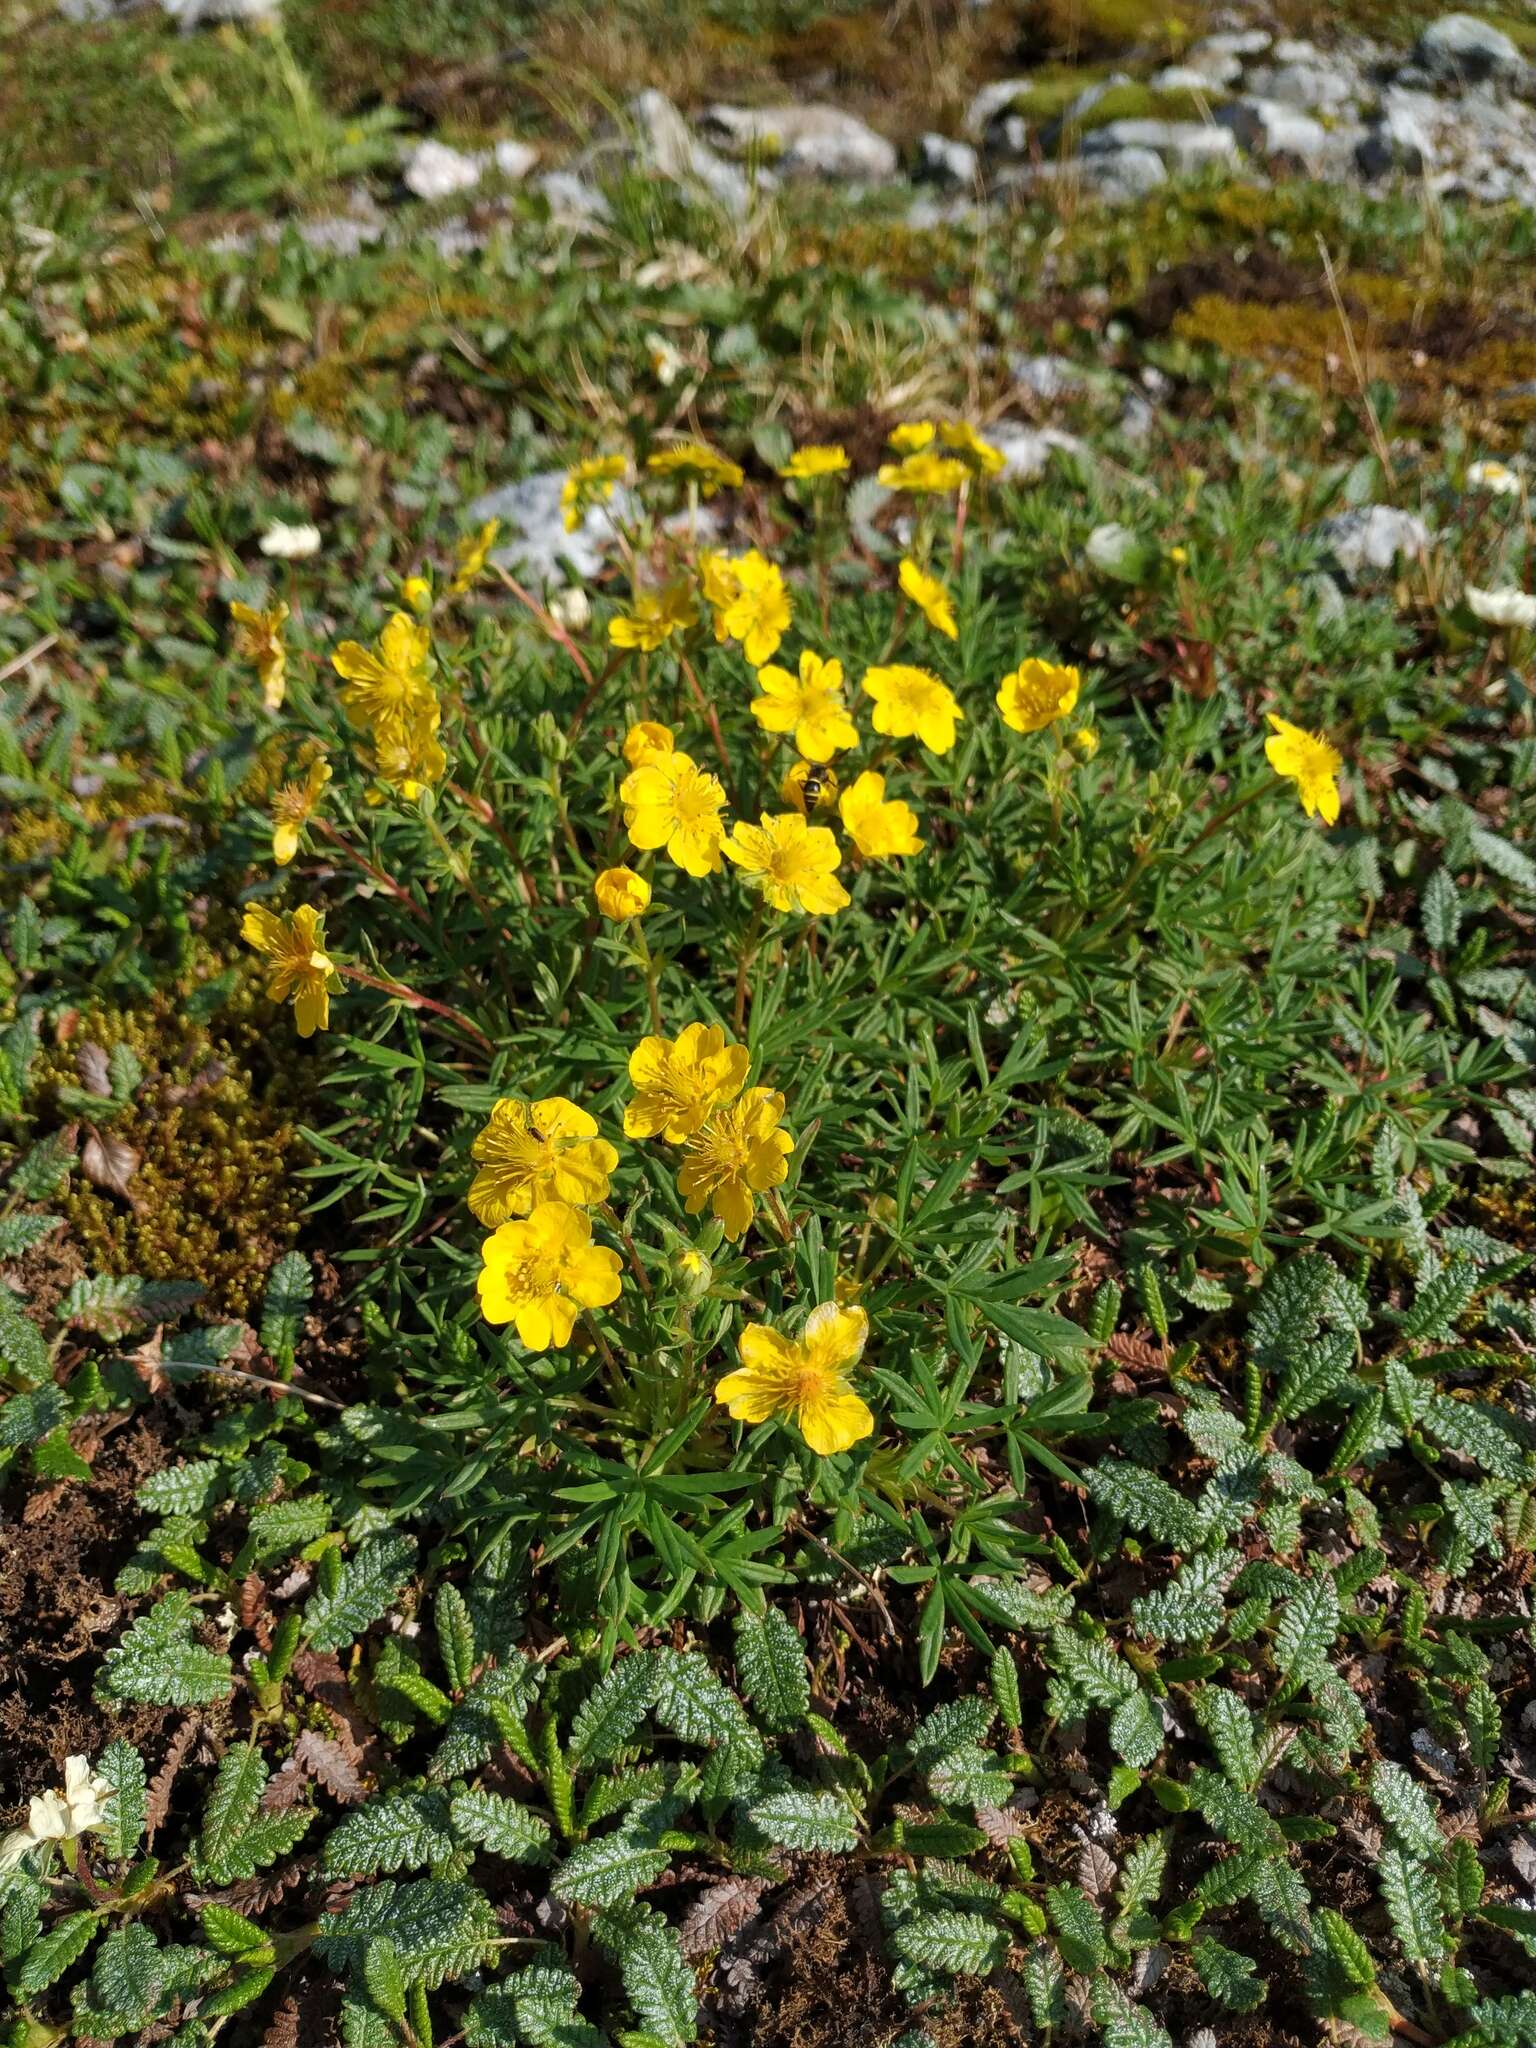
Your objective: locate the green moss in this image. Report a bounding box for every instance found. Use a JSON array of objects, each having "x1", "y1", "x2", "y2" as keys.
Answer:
[{"x1": 1073, "y1": 81, "x2": 1227, "y2": 131}]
